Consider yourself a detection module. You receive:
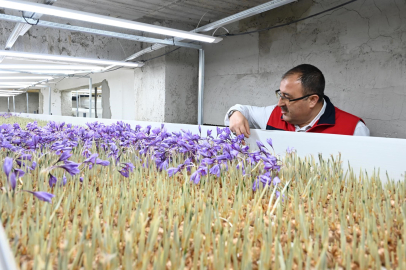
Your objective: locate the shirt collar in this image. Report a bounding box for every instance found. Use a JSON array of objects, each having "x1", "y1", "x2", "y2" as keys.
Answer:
[{"x1": 294, "y1": 99, "x2": 327, "y2": 132}]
